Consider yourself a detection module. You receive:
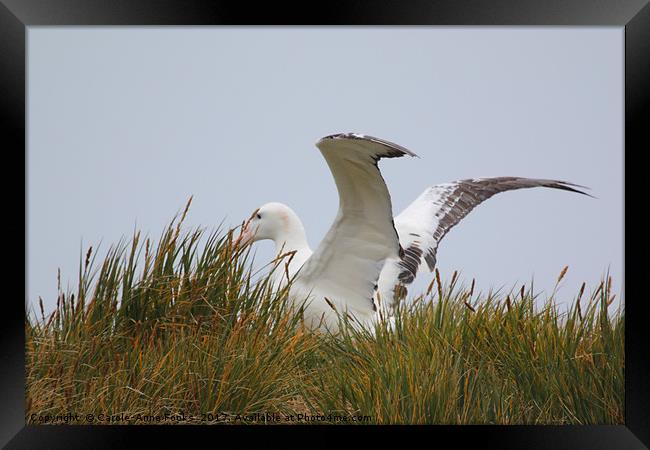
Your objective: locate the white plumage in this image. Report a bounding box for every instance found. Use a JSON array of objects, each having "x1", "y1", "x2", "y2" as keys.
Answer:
[{"x1": 237, "y1": 133, "x2": 589, "y2": 332}]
